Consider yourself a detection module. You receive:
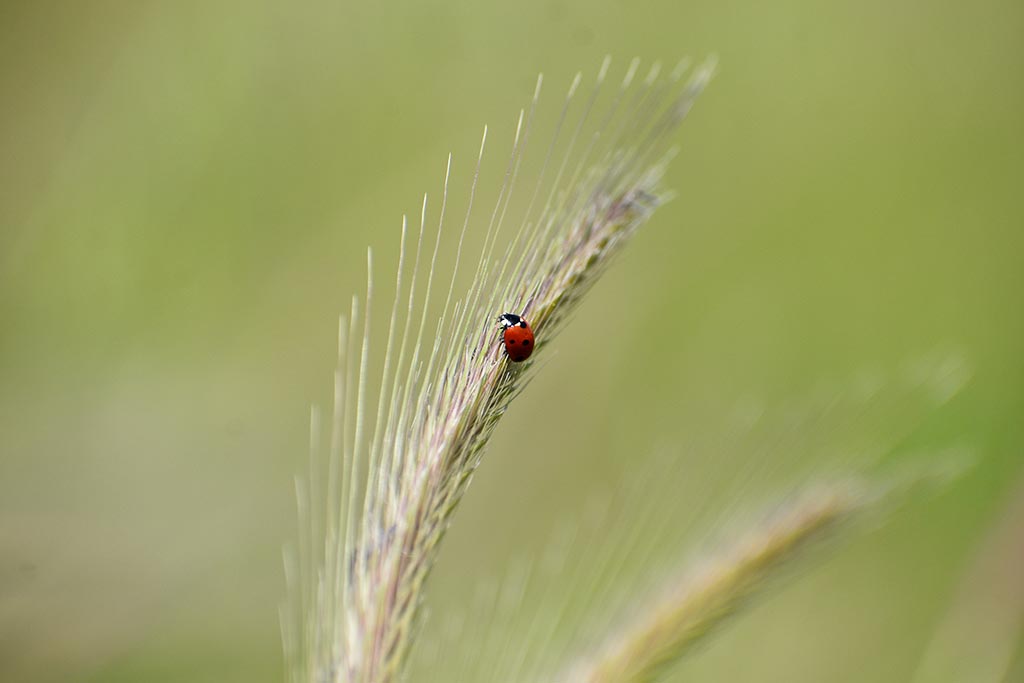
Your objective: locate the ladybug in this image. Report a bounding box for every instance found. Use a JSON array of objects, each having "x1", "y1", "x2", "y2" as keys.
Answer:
[{"x1": 497, "y1": 312, "x2": 535, "y2": 362}]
